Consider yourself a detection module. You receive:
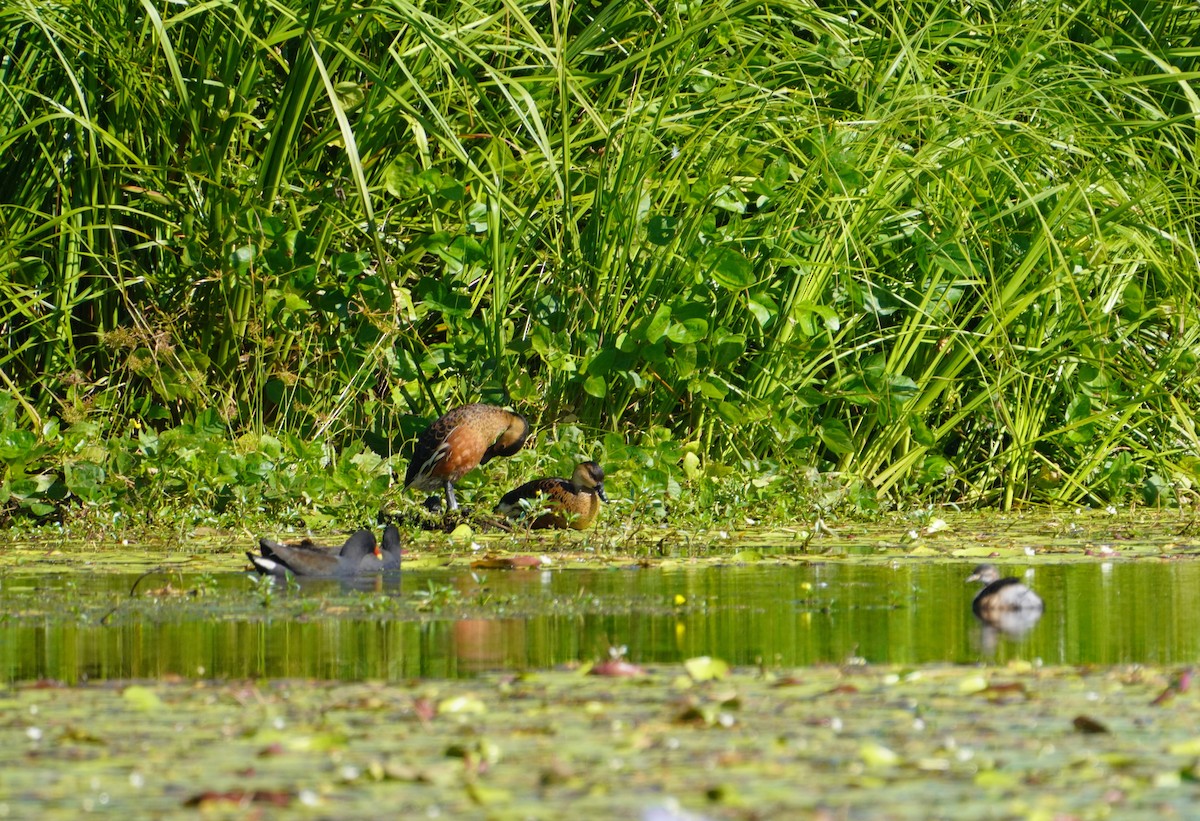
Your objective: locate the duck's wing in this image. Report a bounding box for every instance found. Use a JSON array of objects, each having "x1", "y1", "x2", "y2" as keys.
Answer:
[
  {"x1": 495, "y1": 477, "x2": 571, "y2": 515},
  {"x1": 250, "y1": 542, "x2": 342, "y2": 576},
  {"x1": 336, "y1": 530, "x2": 379, "y2": 557},
  {"x1": 258, "y1": 536, "x2": 337, "y2": 557},
  {"x1": 405, "y1": 407, "x2": 471, "y2": 490}
]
